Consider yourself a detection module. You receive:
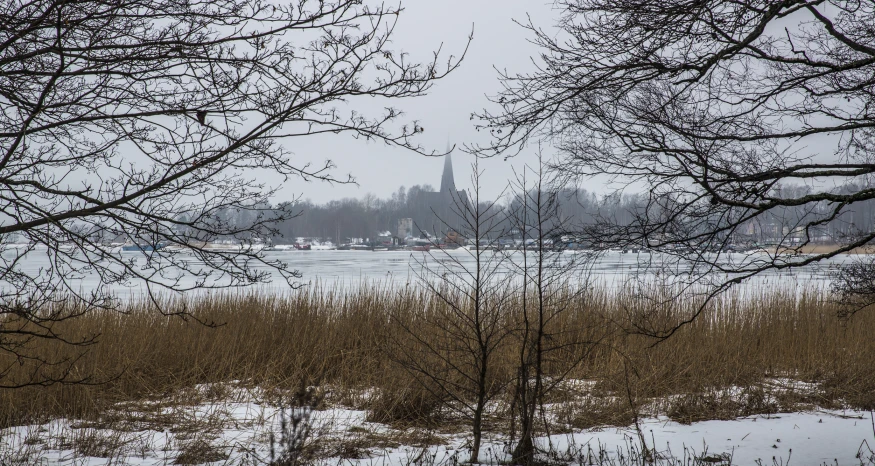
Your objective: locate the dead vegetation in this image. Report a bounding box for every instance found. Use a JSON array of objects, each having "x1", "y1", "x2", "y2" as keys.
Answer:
[{"x1": 0, "y1": 283, "x2": 873, "y2": 459}]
